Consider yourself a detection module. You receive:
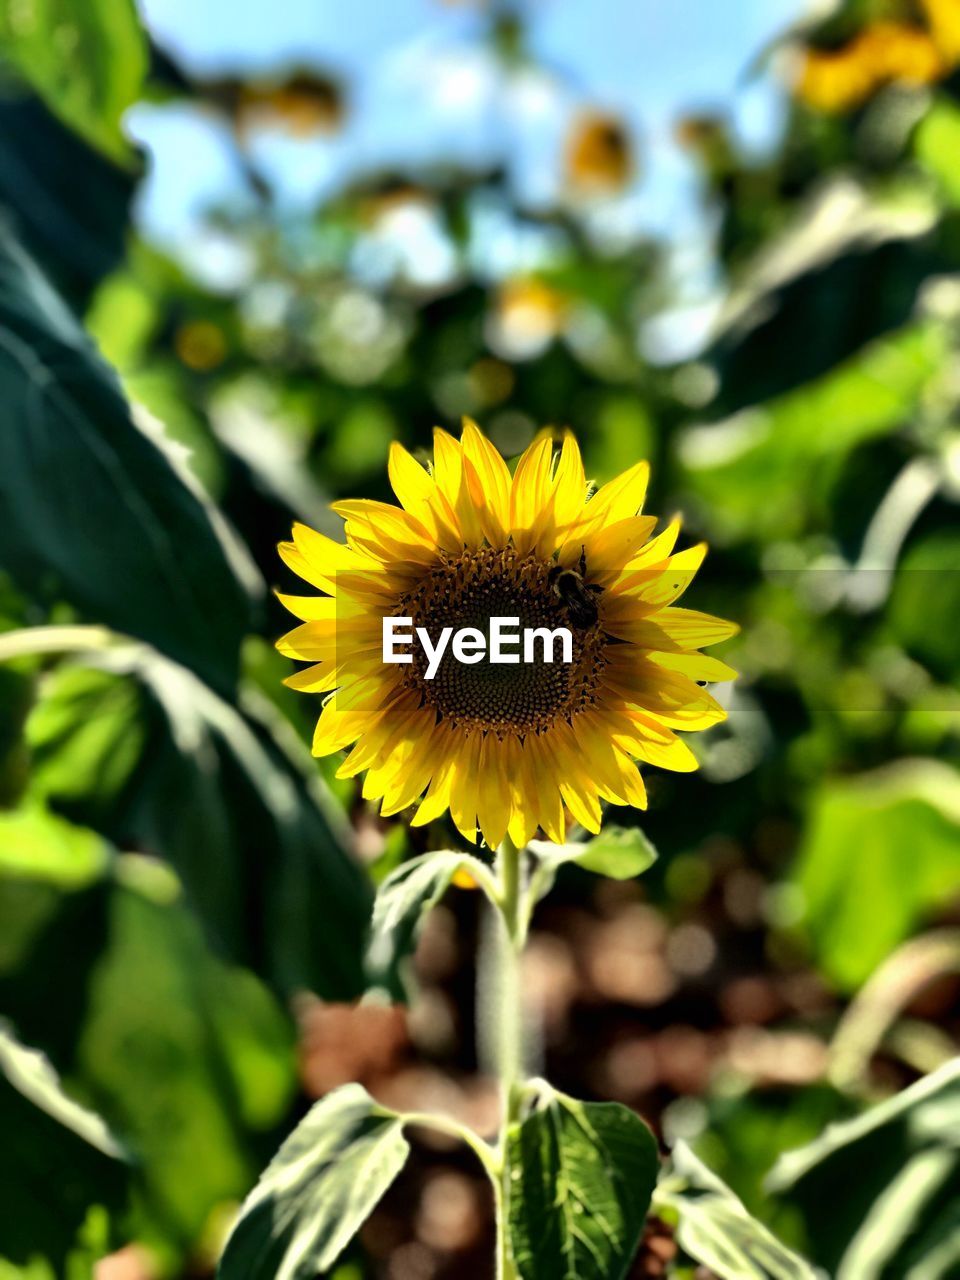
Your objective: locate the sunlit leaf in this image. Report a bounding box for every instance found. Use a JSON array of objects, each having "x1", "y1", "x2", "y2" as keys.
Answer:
[
  {"x1": 915, "y1": 96, "x2": 960, "y2": 207},
  {"x1": 367, "y1": 850, "x2": 489, "y2": 988},
  {"x1": 656, "y1": 1142, "x2": 818, "y2": 1280},
  {"x1": 530, "y1": 826, "x2": 658, "y2": 881},
  {"x1": 683, "y1": 322, "x2": 947, "y2": 539},
  {"x1": 218, "y1": 1084, "x2": 410, "y2": 1280},
  {"x1": 770, "y1": 1059, "x2": 960, "y2": 1279},
  {"x1": 794, "y1": 760, "x2": 960, "y2": 990},
  {"x1": 0, "y1": 0, "x2": 147, "y2": 164}
]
